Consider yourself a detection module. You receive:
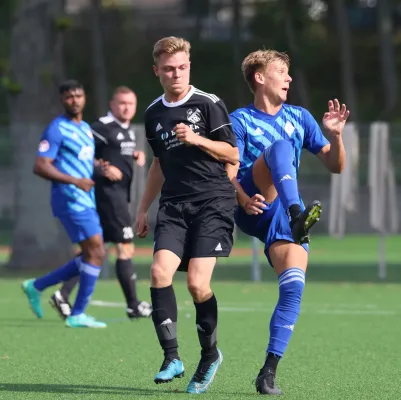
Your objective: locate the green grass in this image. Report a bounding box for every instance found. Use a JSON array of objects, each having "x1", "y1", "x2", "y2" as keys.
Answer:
[
  {"x1": 1, "y1": 234, "x2": 401, "y2": 282},
  {"x1": 1, "y1": 279, "x2": 401, "y2": 399}
]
